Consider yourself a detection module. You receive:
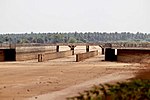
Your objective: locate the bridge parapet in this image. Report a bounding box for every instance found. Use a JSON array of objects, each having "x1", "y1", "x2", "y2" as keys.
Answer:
[
  {"x1": 0, "y1": 43, "x2": 16, "y2": 49},
  {"x1": 111, "y1": 43, "x2": 150, "y2": 49},
  {"x1": 0, "y1": 42, "x2": 150, "y2": 49}
]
